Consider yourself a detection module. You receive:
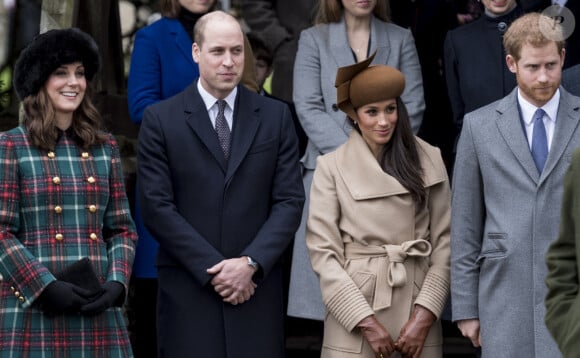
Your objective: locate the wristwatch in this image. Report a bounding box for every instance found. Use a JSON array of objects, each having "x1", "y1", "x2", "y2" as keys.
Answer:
[{"x1": 246, "y1": 256, "x2": 259, "y2": 271}]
